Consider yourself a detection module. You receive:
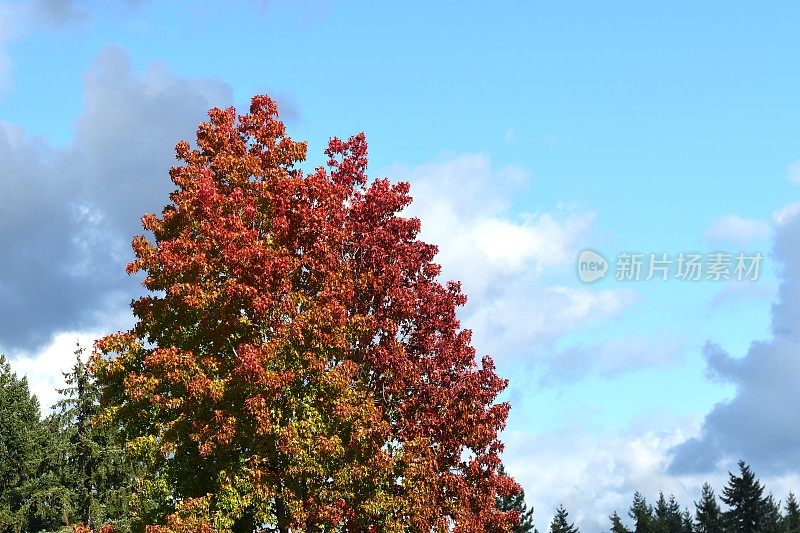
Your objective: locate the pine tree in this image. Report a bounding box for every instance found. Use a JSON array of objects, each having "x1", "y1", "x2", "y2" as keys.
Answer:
[
  {"x1": 610, "y1": 511, "x2": 631, "y2": 533},
  {"x1": 681, "y1": 508, "x2": 694, "y2": 533},
  {"x1": 695, "y1": 483, "x2": 723, "y2": 533},
  {"x1": 784, "y1": 493, "x2": 800, "y2": 533},
  {"x1": 630, "y1": 492, "x2": 654, "y2": 533},
  {"x1": 720, "y1": 461, "x2": 769, "y2": 533},
  {"x1": 761, "y1": 494, "x2": 783, "y2": 533},
  {"x1": 654, "y1": 493, "x2": 683, "y2": 533},
  {"x1": 549, "y1": 504, "x2": 579, "y2": 533},
  {"x1": 0, "y1": 354, "x2": 48, "y2": 531},
  {"x1": 54, "y1": 344, "x2": 132, "y2": 529},
  {"x1": 496, "y1": 465, "x2": 537, "y2": 533},
  {"x1": 18, "y1": 414, "x2": 73, "y2": 532}
]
